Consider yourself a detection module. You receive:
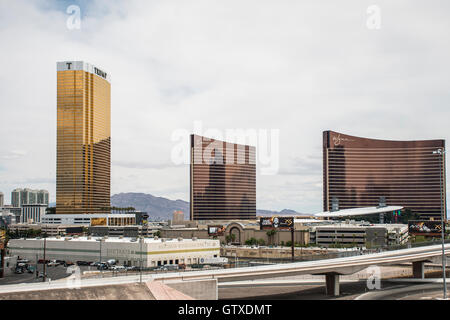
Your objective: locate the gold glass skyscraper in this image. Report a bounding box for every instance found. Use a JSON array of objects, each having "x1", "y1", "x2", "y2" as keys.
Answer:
[{"x1": 56, "y1": 61, "x2": 111, "y2": 215}]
